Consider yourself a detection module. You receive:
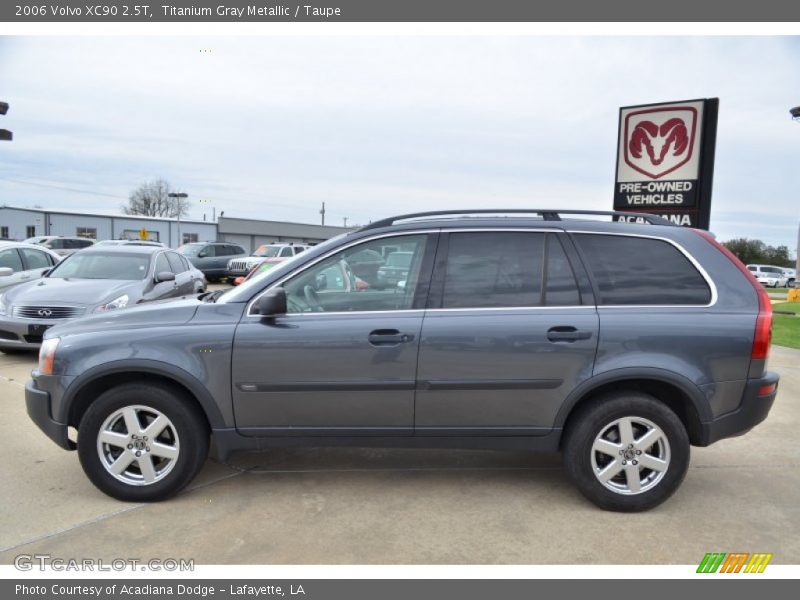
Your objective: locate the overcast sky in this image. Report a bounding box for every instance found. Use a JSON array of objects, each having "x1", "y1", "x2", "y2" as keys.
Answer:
[{"x1": 0, "y1": 36, "x2": 798, "y2": 250}]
